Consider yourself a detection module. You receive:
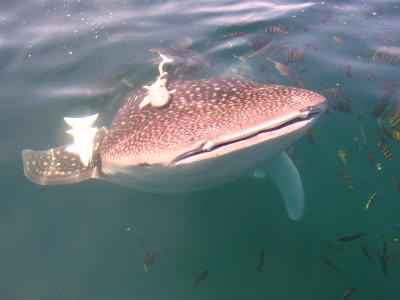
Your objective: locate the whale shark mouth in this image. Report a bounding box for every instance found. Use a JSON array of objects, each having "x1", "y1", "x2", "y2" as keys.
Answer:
[{"x1": 172, "y1": 109, "x2": 324, "y2": 166}]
